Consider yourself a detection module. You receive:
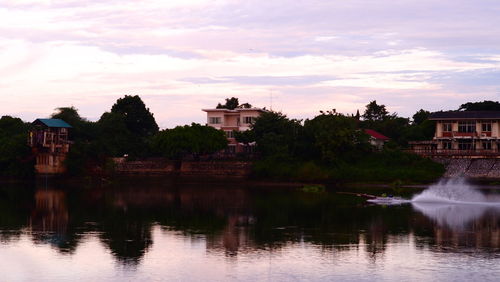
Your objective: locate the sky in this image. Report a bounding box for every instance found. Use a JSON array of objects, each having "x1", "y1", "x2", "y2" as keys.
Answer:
[{"x1": 1, "y1": 0, "x2": 500, "y2": 128}]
